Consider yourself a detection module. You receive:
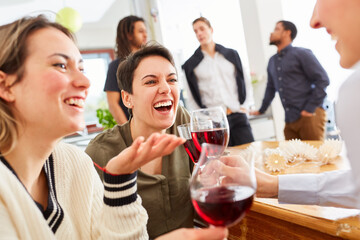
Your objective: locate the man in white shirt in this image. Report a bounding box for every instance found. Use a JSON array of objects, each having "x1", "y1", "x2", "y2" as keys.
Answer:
[
  {"x1": 217, "y1": 0, "x2": 360, "y2": 209},
  {"x1": 182, "y1": 17, "x2": 254, "y2": 146}
]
